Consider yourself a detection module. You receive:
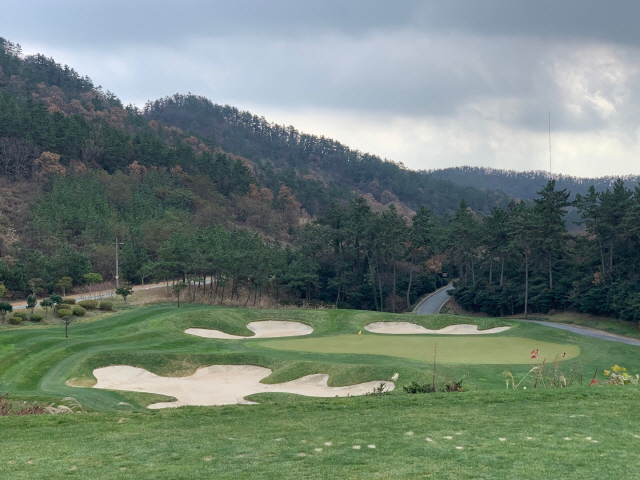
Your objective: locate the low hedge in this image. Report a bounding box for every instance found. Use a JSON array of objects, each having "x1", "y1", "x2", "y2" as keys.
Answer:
[
  {"x1": 13, "y1": 311, "x2": 28, "y2": 320},
  {"x1": 57, "y1": 309, "x2": 73, "y2": 318},
  {"x1": 30, "y1": 313, "x2": 44, "y2": 322},
  {"x1": 62, "y1": 298, "x2": 76, "y2": 305},
  {"x1": 8, "y1": 316, "x2": 22, "y2": 325},
  {"x1": 99, "y1": 302, "x2": 113, "y2": 311},
  {"x1": 78, "y1": 300, "x2": 98, "y2": 310},
  {"x1": 72, "y1": 306, "x2": 86, "y2": 316}
]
